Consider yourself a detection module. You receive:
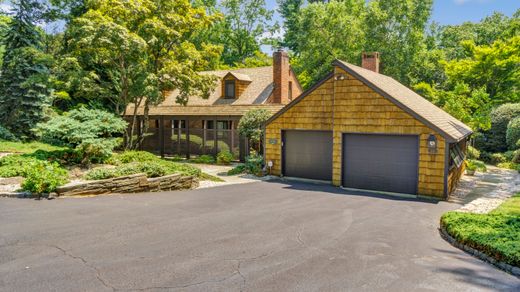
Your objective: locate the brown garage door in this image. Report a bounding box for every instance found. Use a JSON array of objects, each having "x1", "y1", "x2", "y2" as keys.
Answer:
[
  {"x1": 342, "y1": 134, "x2": 419, "y2": 195},
  {"x1": 282, "y1": 130, "x2": 333, "y2": 181}
]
